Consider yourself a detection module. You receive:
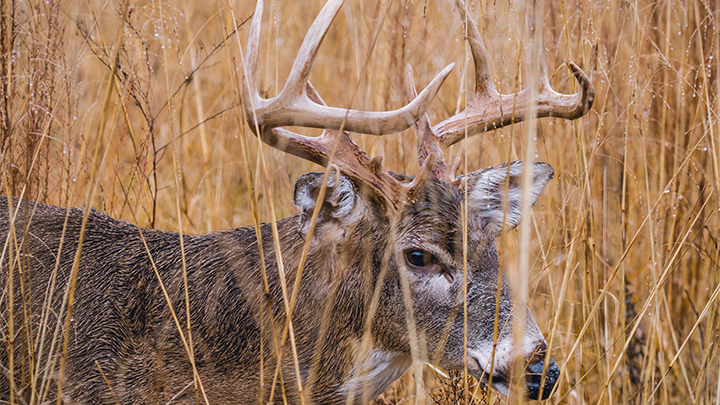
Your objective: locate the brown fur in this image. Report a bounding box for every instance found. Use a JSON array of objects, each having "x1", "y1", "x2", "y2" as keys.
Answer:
[{"x1": 0, "y1": 165, "x2": 557, "y2": 404}]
